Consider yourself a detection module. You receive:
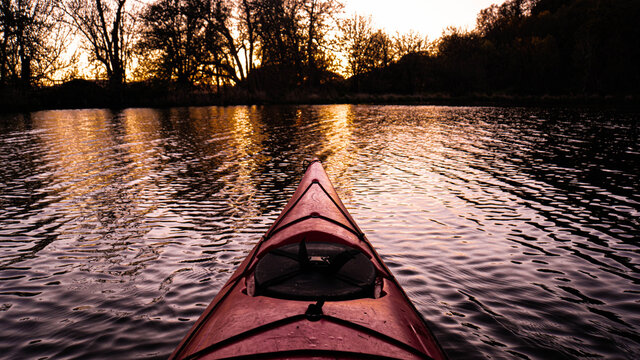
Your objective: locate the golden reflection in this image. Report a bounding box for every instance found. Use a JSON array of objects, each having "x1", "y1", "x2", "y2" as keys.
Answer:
[
  {"x1": 228, "y1": 106, "x2": 267, "y2": 220},
  {"x1": 295, "y1": 108, "x2": 304, "y2": 127},
  {"x1": 32, "y1": 109, "x2": 119, "y2": 201},
  {"x1": 191, "y1": 106, "x2": 268, "y2": 227},
  {"x1": 315, "y1": 105, "x2": 355, "y2": 198},
  {"x1": 121, "y1": 108, "x2": 163, "y2": 178},
  {"x1": 31, "y1": 109, "x2": 138, "y2": 263}
]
